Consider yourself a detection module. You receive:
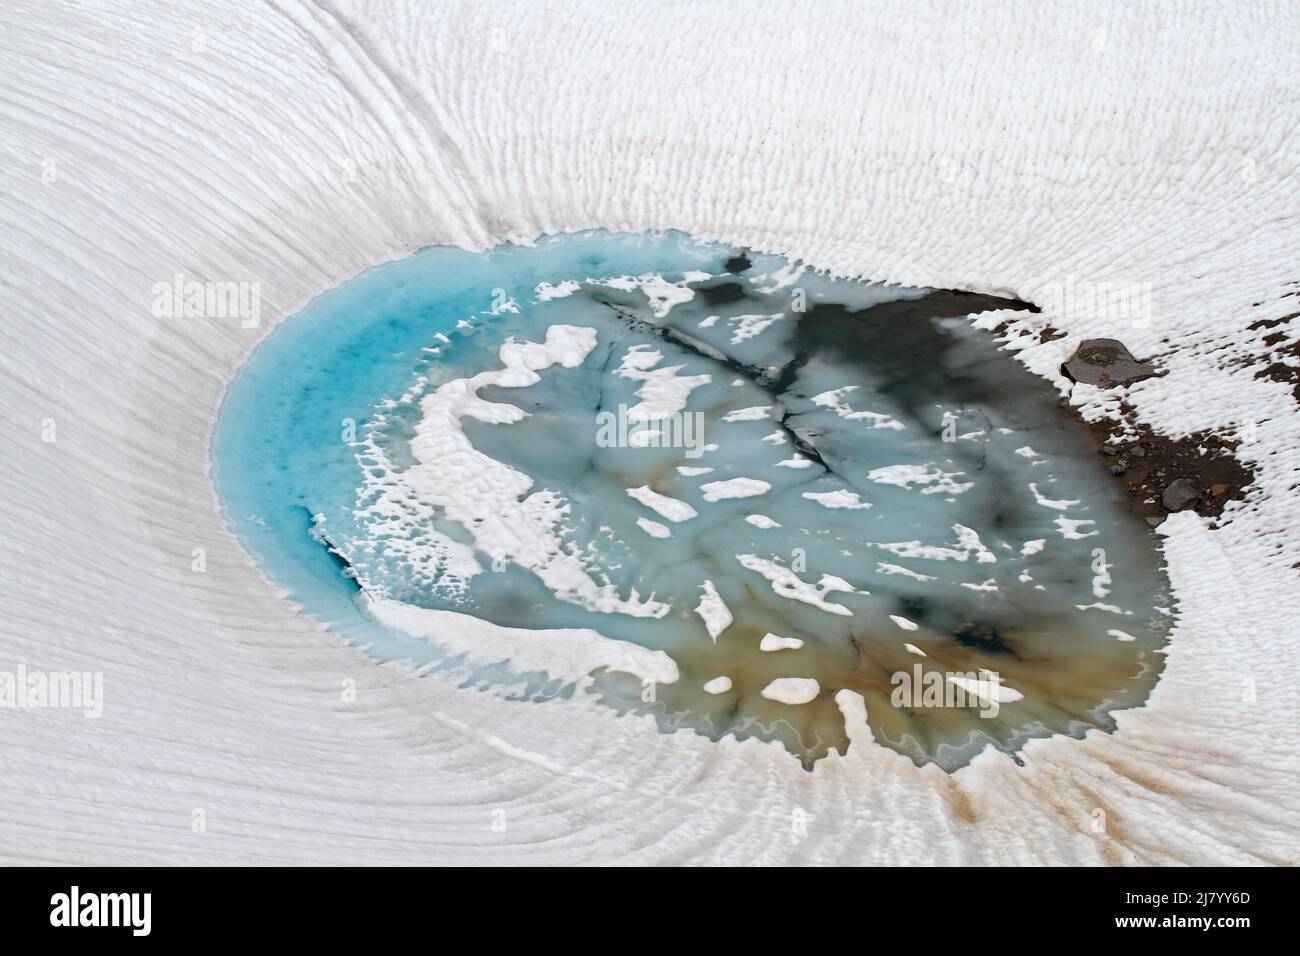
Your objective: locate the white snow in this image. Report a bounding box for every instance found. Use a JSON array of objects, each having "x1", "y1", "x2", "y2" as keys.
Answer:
[
  {"x1": 760, "y1": 633, "x2": 805, "y2": 652},
  {"x1": 810, "y1": 386, "x2": 905, "y2": 429},
  {"x1": 366, "y1": 596, "x2": 678, "y2": 689},
  {"x1": 694, "y1": 580, "x2": 733, "y2": 641},
  {"x1": 727, "y1": 313, "x2": 784, "y2": 344},
  {"x1": 615, "y1": 345, "x2": 711, "y2": 421},
  {"x1": 868, "y1": 464, "x2": 974, "y2": 496},
  {"x1": 3, "y1": 0, "x2": 1295, "y2": 867},
  {"x1": 736, "y1": 554, "x2": 856, "y2": 616},
  {"x1": 1028, "y1": 482, "x2": 1081, "y2": 511},
  {"x1": 699, "y1": 477, "x2": 771, "y2": 501},
  {"x1": 626, "y1": 485, "x2": 698, "y2": 523},
  {"x1": 720, "y1": 405, "x2": 772, "y2": 422},
  {"x1": 636, "y1": 517, "x2": 671, "y2": 539},
  {"x1": 801, "y1": 490, "x2": 872, "y2": 510},
  {"x1": 947, "y1": 673, "x2": 1025, "y2": 707},
  {"x1": 760, "y1": 678, "x2": 821, "y2": 705}
]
